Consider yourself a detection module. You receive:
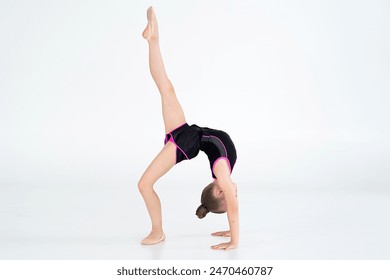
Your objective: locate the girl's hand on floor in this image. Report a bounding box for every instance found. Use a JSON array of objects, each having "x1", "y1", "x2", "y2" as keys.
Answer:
[
  {"x1": 211, "y1": 230, "x2": 231, "y2": 237},
  {"x1": 211, "y1": 241, "x2": 237, "y2": 250}
]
